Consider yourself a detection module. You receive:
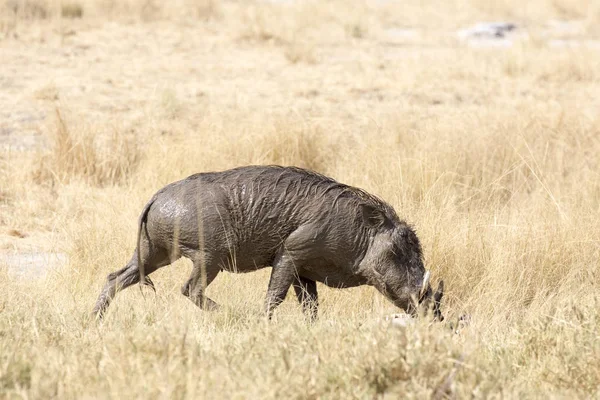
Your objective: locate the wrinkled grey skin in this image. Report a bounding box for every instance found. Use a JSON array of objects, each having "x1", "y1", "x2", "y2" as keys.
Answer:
[{"x1": 93, "y1": 165, "x2": 442, "y2": 320}]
